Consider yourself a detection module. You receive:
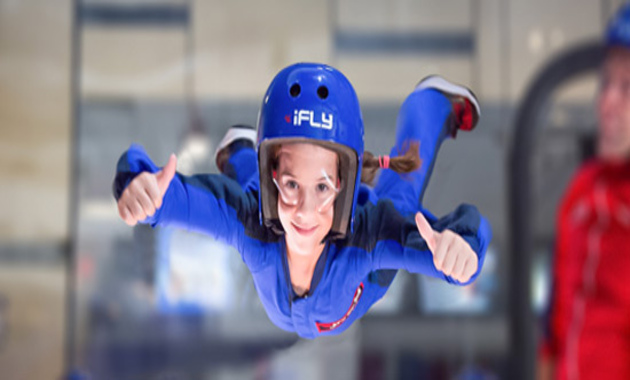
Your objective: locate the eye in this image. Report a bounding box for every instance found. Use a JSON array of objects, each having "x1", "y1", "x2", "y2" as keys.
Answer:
[
  {"x1": 286, "y1": 180, "x2": 299, "y2": 190},
  {"x1": 316, "y1": 183, "x2": 330, "y2": 193}
]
